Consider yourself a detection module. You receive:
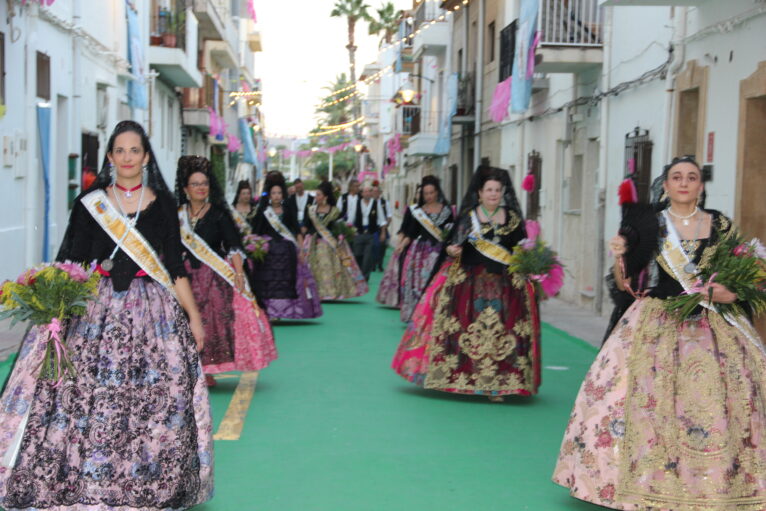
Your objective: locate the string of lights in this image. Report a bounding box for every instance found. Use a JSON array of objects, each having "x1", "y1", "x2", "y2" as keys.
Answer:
[
  {"x1": 322, "y1": 65, "x2": 394, "y2": 101},
  {"x1": 310, "y1": 116, "x2": 366, "y2": 136},
  {"x1": 379, "y1": 0, "x2": 471, "y2": 52}
]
